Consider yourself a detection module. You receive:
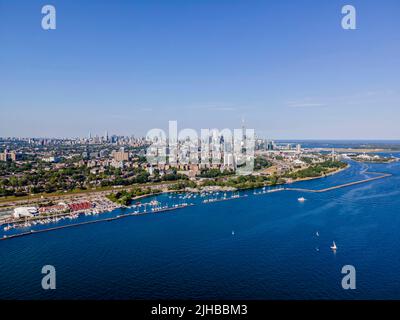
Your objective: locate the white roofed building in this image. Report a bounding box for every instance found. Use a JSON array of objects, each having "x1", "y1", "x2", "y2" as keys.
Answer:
[{"x1": 12, "y1": 207, "x2": 38, "y2": 219}]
